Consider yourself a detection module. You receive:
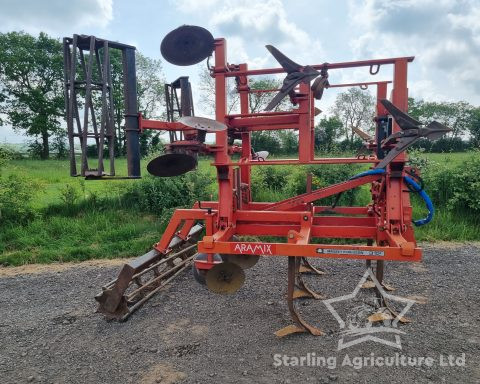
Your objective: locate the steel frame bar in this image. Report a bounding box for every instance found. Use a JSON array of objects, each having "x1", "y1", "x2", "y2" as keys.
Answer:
[
  {"x1": 198, "y1": 240, "x2": 421, "y2": 261},
  {"x1": 221, "y1": 56, "x2": 415, "y2": 77}
]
